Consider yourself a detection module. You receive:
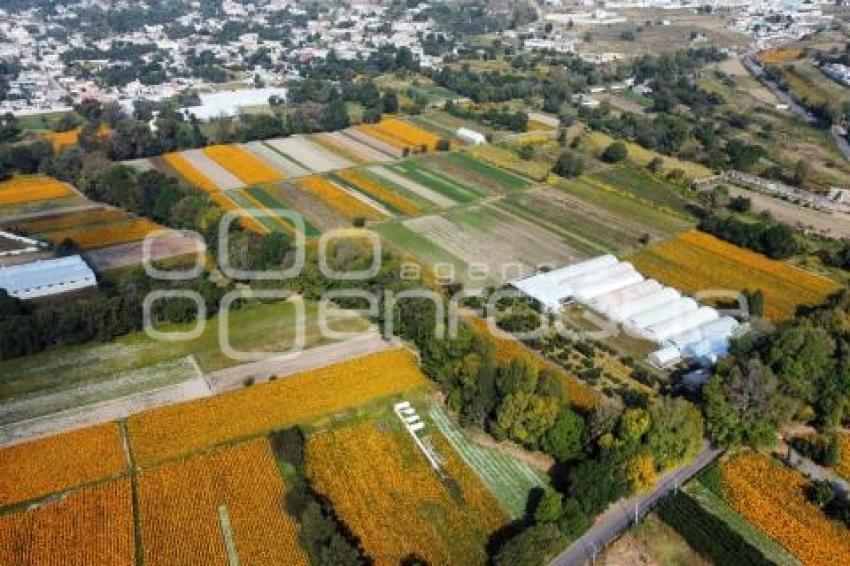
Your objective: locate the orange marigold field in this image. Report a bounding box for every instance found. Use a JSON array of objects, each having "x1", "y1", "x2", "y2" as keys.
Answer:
[
  {"x1": 163, "y1": 152, "x2": 218, "y2": 193},
  {"x1": 41, "y1": 217, "x2": 162, "y2": 249},
  {"x1": 0, "y1": 422, "x2": 127, "y2": 506},
  {"x1": 297, "y1": 174, "x2": 385, "y2": 221},
  {"x1": 629, "y1": 230, "x2": 840, "y2": 321},
  {"x1": 759, "y1": 47, "x2": 804, "y2": 64},
  {"x1": 138, "y1": 438, "x2": 307, "y2": 566},
  {"x1": 0, "y1": 175, "x2": 72, "y2": 205},
  {"x1": 336, "y1": 169, "x2": 422, "y2": 216},
  {"x1": 837, "y1": 433, "x2": 850, "y2": 481},
  {"x1": 720, "y1": 451, "x2": 850, "y2": 566},
  {"x1": 0, "y1": 478, "x2": 134, "y2": 566},
  {"x1": 358, "y1": 118, "x2": 442, "y2": 152},
  {"x1": 43, "y1": 128, "x2": 80, "y2": 150},
  {"x1": 204, "y1": 144, "x2": 283, "y2": 185},
  {"x1": 208, "y1": 191, "x2": 268, "y2": 234},
  {"x1": 128, "y1": 348, "x2": 428, "y2": 466},
  {"x1": 307, "y1": 421, "x2": 503, "y2": 565},
  {"x1": 465, "y1": 316, "x2": 599, "y2": 412}
]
